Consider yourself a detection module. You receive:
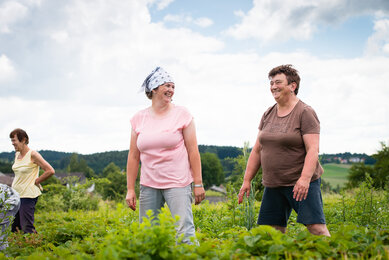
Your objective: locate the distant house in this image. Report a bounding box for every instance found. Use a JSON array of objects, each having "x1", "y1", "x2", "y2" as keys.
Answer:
[
  {"x1": 55, "y1": 172, "x2": 86, "y2": 184},
  {"x1": 0, "y1": 173, "x2": 14, "y2": 186},
  {"x1": 349, "y1": 157, "x2": 364, "y2": 163},
  {"x1": 209, "y1": 184, "x2": 227, "y2": 195},
  {"x1": 54, "y1": 172, "x2": 95, "y2": 192}
]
